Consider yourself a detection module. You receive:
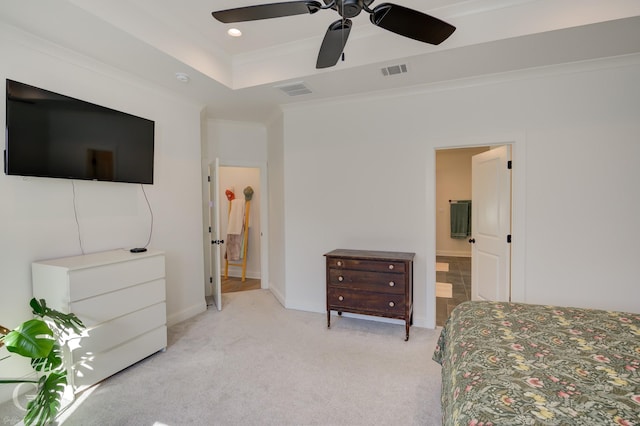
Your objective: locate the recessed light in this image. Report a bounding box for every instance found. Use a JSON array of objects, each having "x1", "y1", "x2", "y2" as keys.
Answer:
[
  {"x1": 227, "y1": 28, "x2": 242, "y2": 37},
  {"x1": 175, "y1": 72, "x2": 190, "y2": 83}
]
